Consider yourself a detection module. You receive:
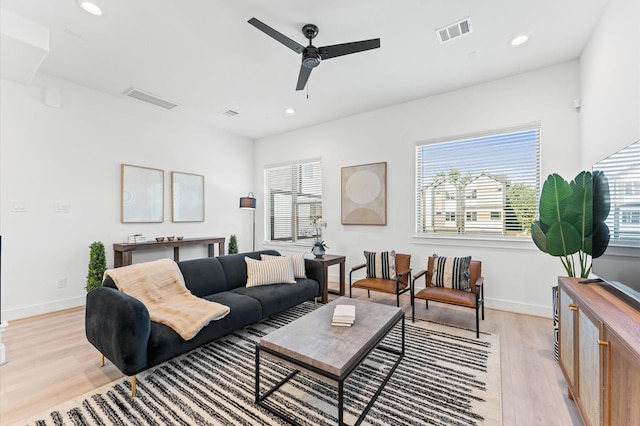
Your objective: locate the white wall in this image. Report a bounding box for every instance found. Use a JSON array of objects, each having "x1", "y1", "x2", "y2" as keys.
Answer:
[
  {"x1": 0, "y1": 75, "x2": 255, "y2": 320},
  {"x1": 255, "y1": 62, "x2": 583, "y2": 318},
  {"x1": 580, "y1": 0, "x2": 640, "y2": 166}
]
